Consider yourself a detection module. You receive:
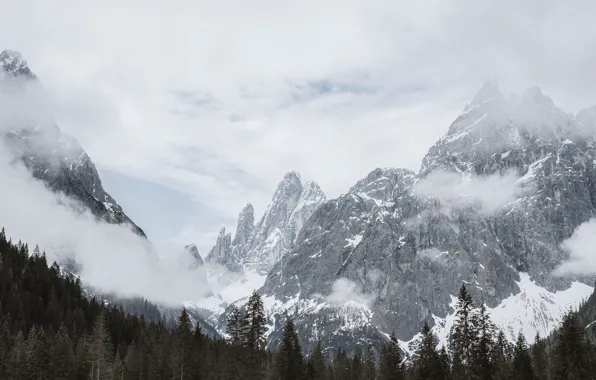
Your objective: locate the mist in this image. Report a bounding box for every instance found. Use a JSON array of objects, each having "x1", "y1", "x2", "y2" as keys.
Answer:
[
  {"x1": 413, "y1": 169, "x2": 521, "y2": 214},
  {"x1": 325, "y1": 278, "x2": 376, "y2": 308},
  {"x1": 0, "y1": 75, "x2": 243, "y2": 308},
  {"x1": 554, "y1": 219, "x2": 596, "y2": 276}
]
